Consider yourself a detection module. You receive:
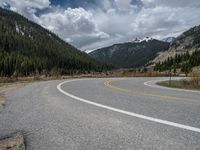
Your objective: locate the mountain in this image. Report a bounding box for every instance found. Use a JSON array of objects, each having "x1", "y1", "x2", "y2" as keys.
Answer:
[
  {"x1": 162, "y1": 37, "x2": 175, "y2": 43},
  {"x1": 0, "y1": 8, "x2": 112, "y2": 76},
  {"x1": 132, "y1": 37, "x2": 153, "y2": 43},
  {"x1": 153, "y1": 25, "x2": 200, "y2": 63},
  {"x1": 154, "y1": 25, "x2": 200, "y2": 72},
  {"x1": 89, "y1": 38, "x2": 170, "y2": 68}
]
